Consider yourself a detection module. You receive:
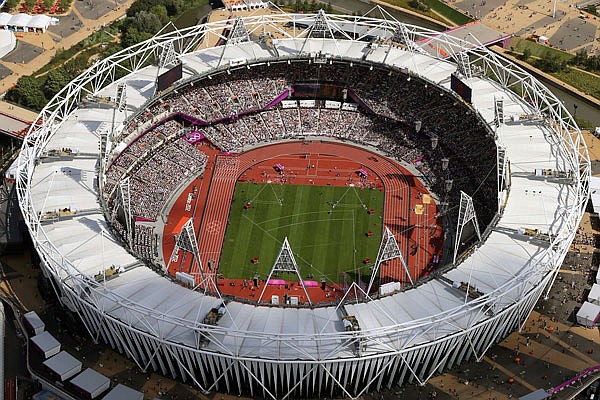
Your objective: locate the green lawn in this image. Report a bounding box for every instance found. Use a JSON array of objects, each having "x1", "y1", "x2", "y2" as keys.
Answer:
[
  {"x1": 218, "y1": 183, "x2": 385, "y2": 283},
  {"x1": 508, "y1": 37, "x2": 574, "y2": 62},
  {"x1": 551, "y1": 68, "x2": 600, "y2": 102},
  {"x1": 422, "y1": 0, "x2": 473, "y2": 25},
  {"x1": 379, "y1": 0, "x2": 450, "y2": 24}
]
